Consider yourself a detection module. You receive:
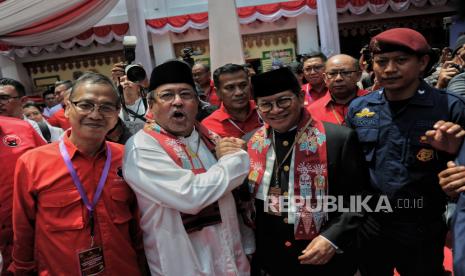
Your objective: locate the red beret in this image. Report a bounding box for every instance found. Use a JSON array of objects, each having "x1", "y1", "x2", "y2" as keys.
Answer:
[{"x1": 370, "y1": 28, "x2": 431, "y2": 55}]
